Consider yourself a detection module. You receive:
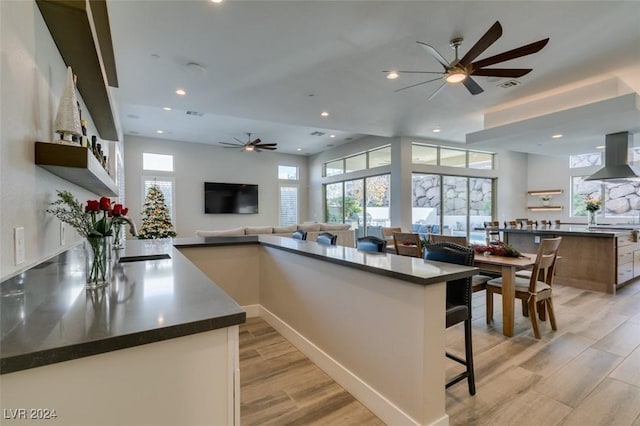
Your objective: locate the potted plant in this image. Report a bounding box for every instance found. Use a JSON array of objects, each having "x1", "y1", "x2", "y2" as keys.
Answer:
[{"x1": 540, "y1": 195, "x2": 552, "y2": 206}]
